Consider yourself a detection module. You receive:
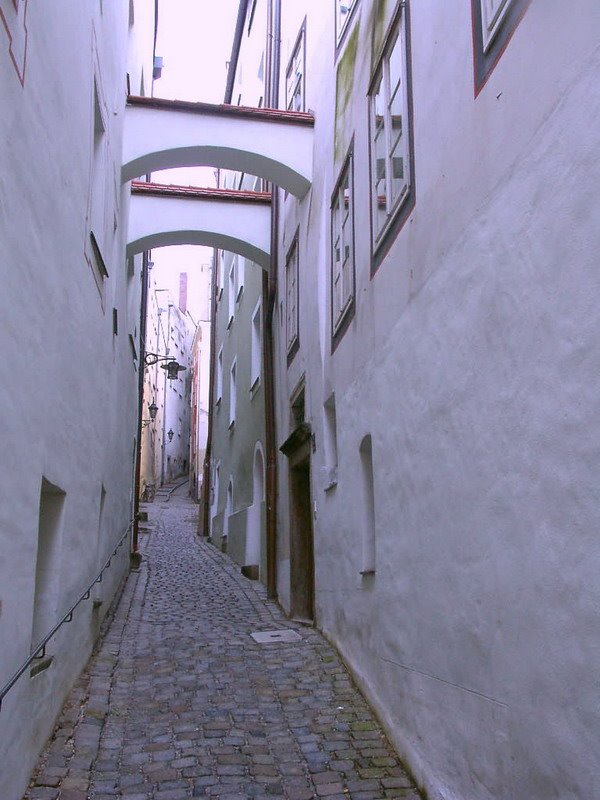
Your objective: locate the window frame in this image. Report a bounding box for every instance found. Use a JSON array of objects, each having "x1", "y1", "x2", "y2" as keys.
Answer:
[
  {"x1": 285, "y1": 20, "x2": 306, "y2": 113},
  {"x1": 216, "y1": 346, "x2": 223, "y2": 405},
  {"x1": 250, "y1": 298, "x2": 262, "y2": 391},
  {"x1": 330, "y1": 140, "x2": 356, "y2": 351},
  {"x1": 335, "y1": 0, "x2": 359, "y2": 51},
  {"x1": 285, "y1": 229, "x2": 300, "y2": 365},
  {"x1": 229, "y1": 358, "x2": 237, "y2": 429},
  {"x1": 471, "y1": 0, "x2": 531, "y2": 96},
  {"x1": 367, "y1": 0, "x2": 416, "y2": 276}
]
